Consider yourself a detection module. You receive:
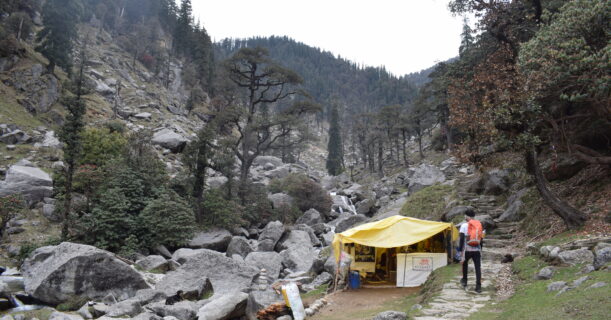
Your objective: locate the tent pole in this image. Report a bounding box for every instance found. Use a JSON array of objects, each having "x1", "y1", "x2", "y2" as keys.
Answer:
[{"x1": 333, "y1": 241, "x2": 343, "y2": 292}]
